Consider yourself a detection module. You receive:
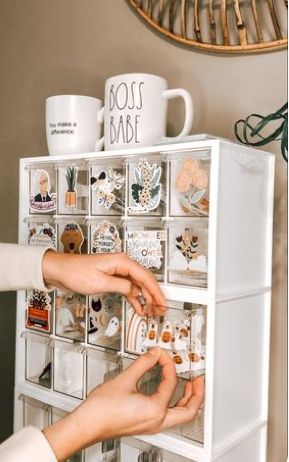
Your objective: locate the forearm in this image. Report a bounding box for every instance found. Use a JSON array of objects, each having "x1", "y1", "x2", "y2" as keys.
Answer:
[
  {"x1": 43, "y1": 402, "x2": 103, "y2": 461},
  {"x1": 0, "y1": 244, "x2": 53, "y2": 292}
]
